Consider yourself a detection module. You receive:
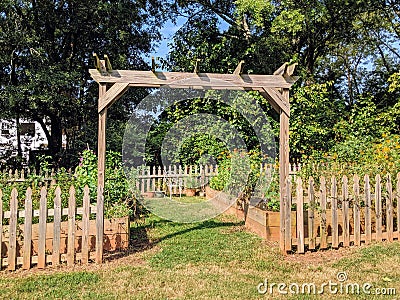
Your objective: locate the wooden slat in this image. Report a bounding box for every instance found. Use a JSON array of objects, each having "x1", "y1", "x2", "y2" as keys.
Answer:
[
  {"x1": 52, "y1": 186, "x2": 62, "y2": 266},
  {"x1": 285, "y1": 178, "x2": 292, "y2": 252},
  {"x1": 67, "y1": 186, "x2": 76, "y2": 266},
  {"x1": 342, "y1": 176, "x2": 350, "y2": 247},
  {"x1": 37, "y1": 187, "x2": 47, "y2": 269},
  {"x1": 2, "y1": 252, "x2": 98, "y2": 268},
  {"x1": 308, "y1": 177, "x2": 316, "y2": 250},
  {"x1": 296, "y1": 177, "x2": 304, "y2": 253},
  {"x1": 2, "y1": 205, "x2": 97, "y2": 219},
  {"x1": 89, "y1": 69, "x2": 298, "y2": 89},
  {"x1": 386, "y1": 174, "x2": 393, "y2": 242},
  {"x1": 279, "y1": 109, "x2": 289, "y2": 253},
  {"x1": 376, "y1": 174, "x2": 382, "y2": 241},
  {"x1": 261, "y1": 88, "x2": 290, "y2": 116},
  {"x1": 320, "y1": 177, "x2": 327, "y2": 249},
  {"x1": 96, "y1": 83, "x2": 107, "y2": 264},
  {"x1": 397, "y1": 173, "x2": 400, "y2": 235},
  {"x1": 22, "y1": 188, "x2": 33, "y2": 270},
  {"x1": 0, "y1": 189, "x2": 3, "y2": 268},
  {"x1": 98, "y1": 82, "x2": 129, "y2": 113},
  {"x1": 8, "y1": 188, "x2": 18, "y2": 271},
  {"x1": 331, "y1": 176, "x2": 339, "y2": 248},
  {"x1": 364, "y1": 175, "x2": 372, "y2": 244},
  {"x1": 81, "y1": 185, "x2": 90, "y2": 264},
  {"x1": 353, "y1": 174, "x2": 361, "y2": 246}
]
